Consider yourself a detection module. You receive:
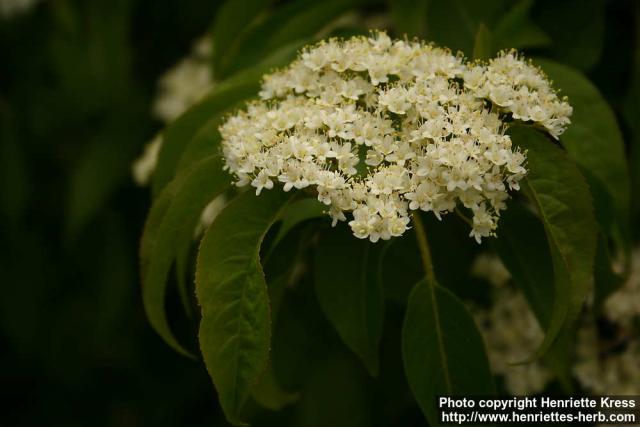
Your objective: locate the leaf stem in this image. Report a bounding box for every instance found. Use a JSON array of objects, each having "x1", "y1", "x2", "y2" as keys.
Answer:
[{"x1": 411, "y1": 212, "x2": 435, "y2": 283}]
